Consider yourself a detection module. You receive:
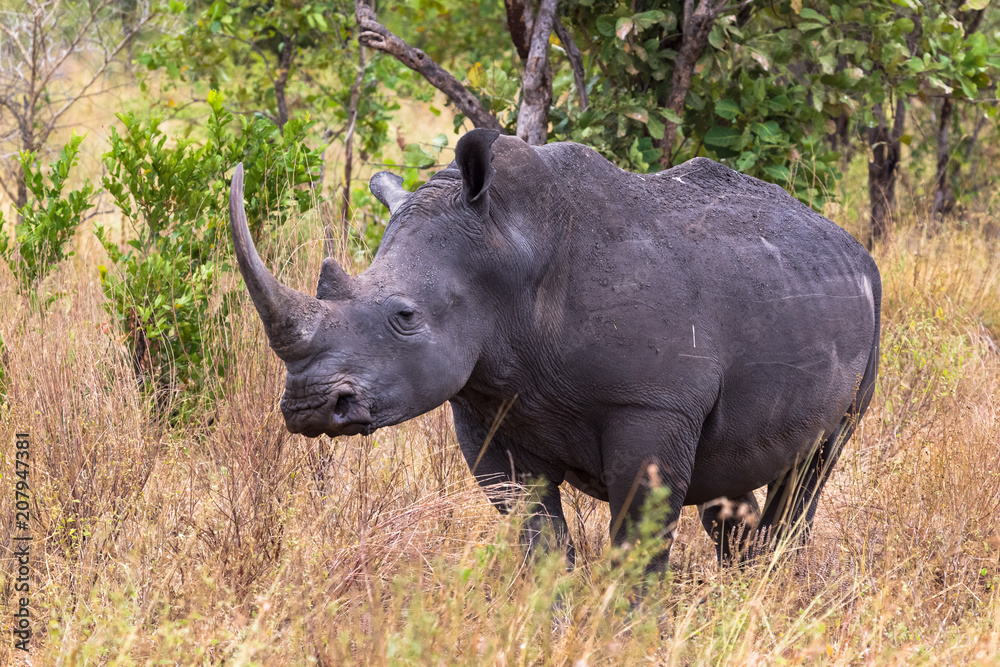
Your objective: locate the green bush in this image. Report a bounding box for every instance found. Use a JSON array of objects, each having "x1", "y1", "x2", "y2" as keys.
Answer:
[
  {"x1": 96, "y1": 91, "x2": 322, "y2": 419},
  {"x1": 0, "y1": 132, "x2": 95, "y2": 300}
]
